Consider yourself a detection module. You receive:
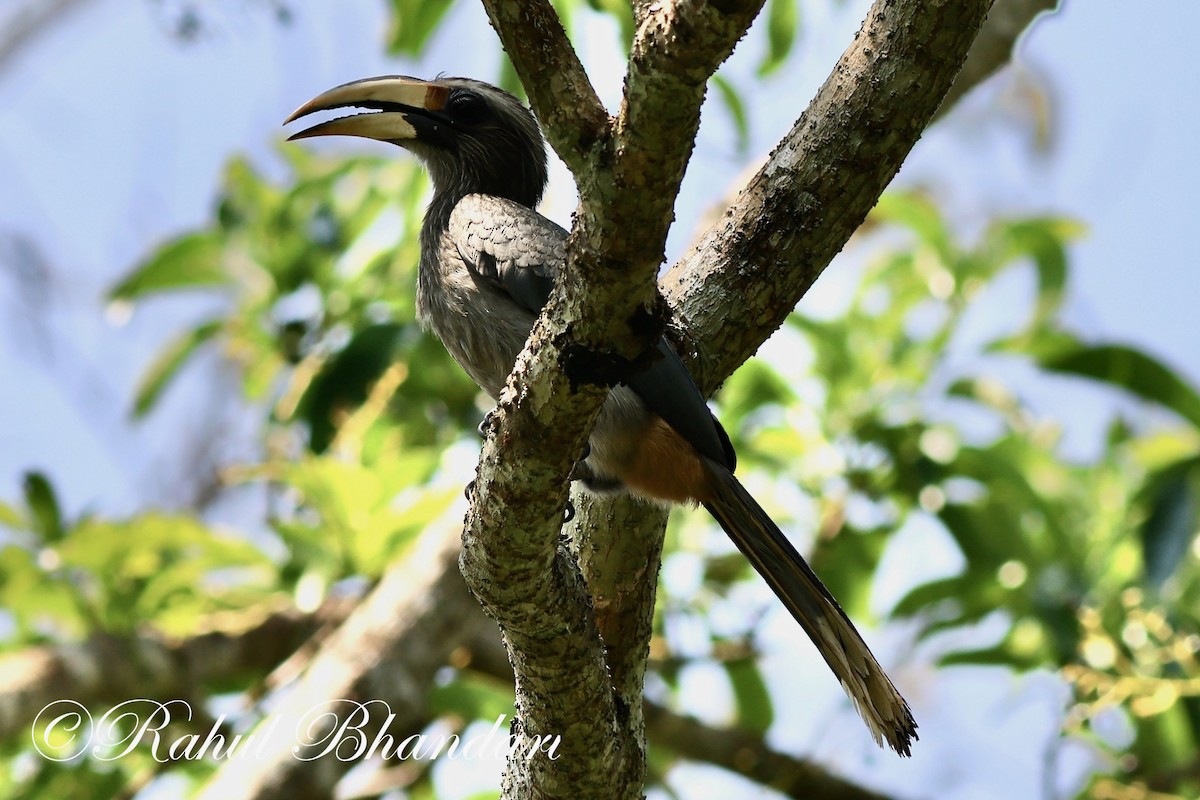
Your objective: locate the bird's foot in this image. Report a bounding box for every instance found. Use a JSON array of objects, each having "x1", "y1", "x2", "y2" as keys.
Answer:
[
  {"x1": 476, "y1": 408, "x2": 498, "y2": 440},
  {"x1": 567, "y1": 441, "x2": 593, "y2": 483}
]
